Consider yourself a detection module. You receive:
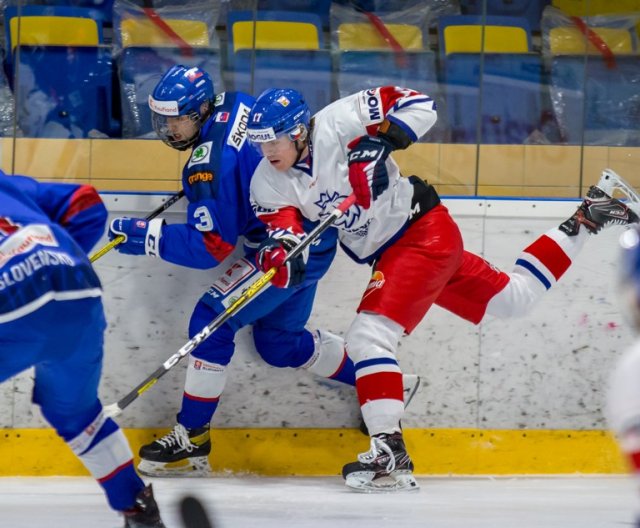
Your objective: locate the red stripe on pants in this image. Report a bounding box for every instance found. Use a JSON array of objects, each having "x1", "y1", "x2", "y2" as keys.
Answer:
[{"x1": 356, "y1": 371, "x2": 403, "y2": 406}]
